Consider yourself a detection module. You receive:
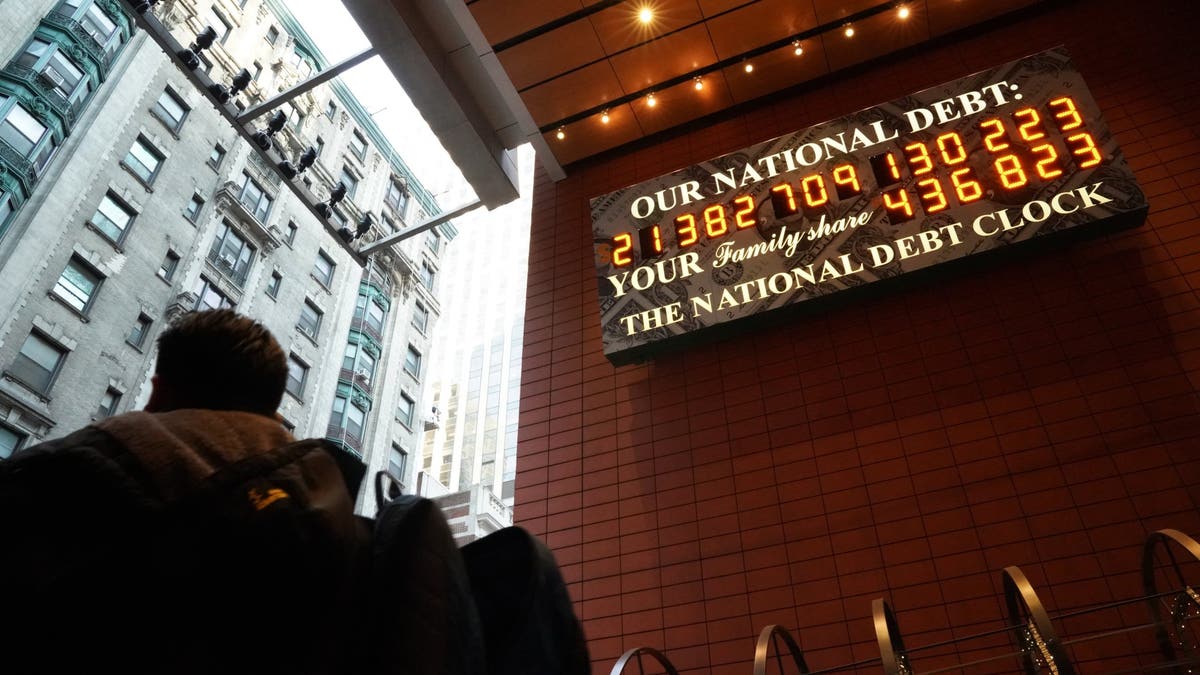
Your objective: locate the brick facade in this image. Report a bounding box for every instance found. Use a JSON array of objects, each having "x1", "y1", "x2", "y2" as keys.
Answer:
[{"x1": 516, "y1": 0, "x2": 1200, "y2": 672}]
